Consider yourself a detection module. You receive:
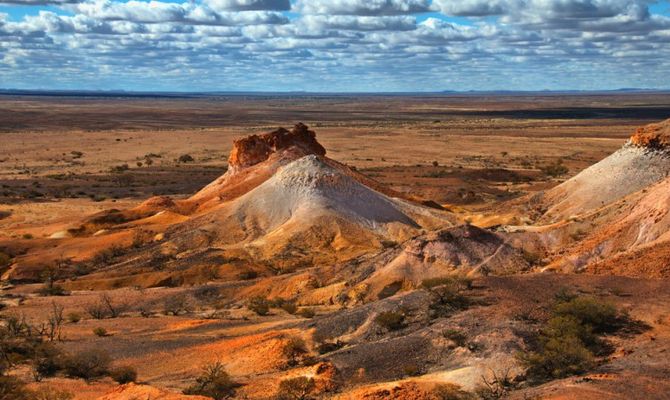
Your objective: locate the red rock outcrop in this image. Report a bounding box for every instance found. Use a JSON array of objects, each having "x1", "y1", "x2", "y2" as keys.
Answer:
[
  {"x1": 228, "y1": 123, "x2": 326, "y2": 170},
  {"x1": 629, "y1": 119, "x2": 670, "y2": 148}
]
